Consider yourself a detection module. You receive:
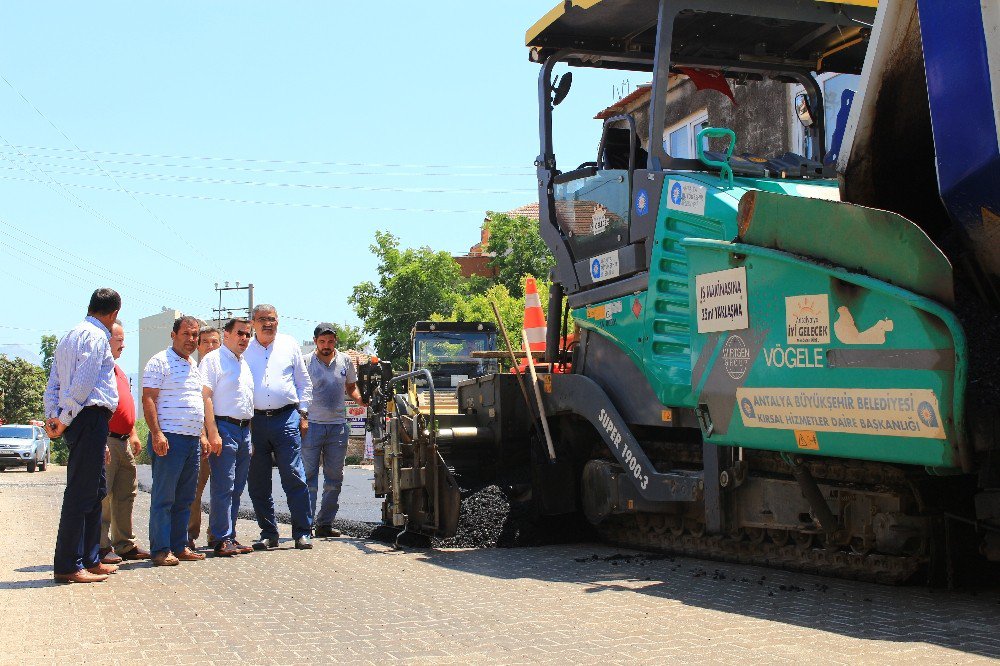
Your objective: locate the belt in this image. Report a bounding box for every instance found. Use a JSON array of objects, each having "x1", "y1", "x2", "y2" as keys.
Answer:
[
  {"x1": 253, "y1": 403, "x2": 296, "y2": 418},
  {"x1": 108, "y1": 431, "x2": 129, "y2": 441},
  {"x1": 216, "y1": 415, "x2": 251, "y2": 428},
  {"x1": 83, "y1": 405, "x2": 113, "y2": 418}
]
